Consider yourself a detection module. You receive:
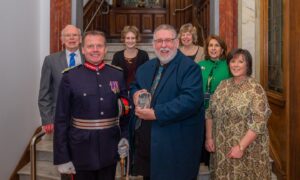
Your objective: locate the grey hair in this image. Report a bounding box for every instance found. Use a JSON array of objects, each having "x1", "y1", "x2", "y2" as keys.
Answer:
[
  {"x1": 153, "y1": 24, "x2": 177, "y2": 40},
  {"x1": 61, "y1": 24, "x2": 81, "y2": 36}
]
